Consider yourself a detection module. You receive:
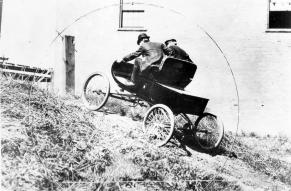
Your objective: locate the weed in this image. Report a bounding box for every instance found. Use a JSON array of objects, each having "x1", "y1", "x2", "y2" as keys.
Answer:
[
  {"x1": 1, "y1": 78, "x2": 290, "y2": 190},
  {"x1": 249, "y1": 131, "x2": 259, "y2": 138}
]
